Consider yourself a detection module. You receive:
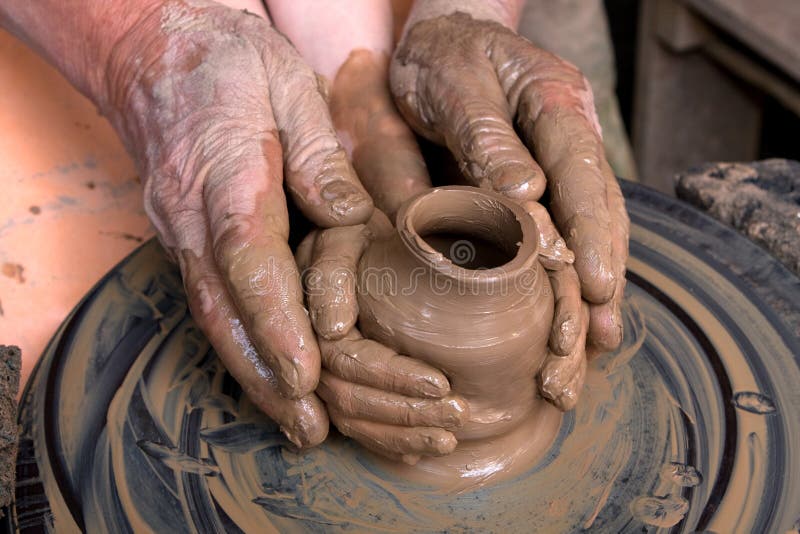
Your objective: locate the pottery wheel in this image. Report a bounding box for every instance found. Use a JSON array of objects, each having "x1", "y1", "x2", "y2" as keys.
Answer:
[{"x1": 12, "y1": 182, "x2": 800, "y2": 533}]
